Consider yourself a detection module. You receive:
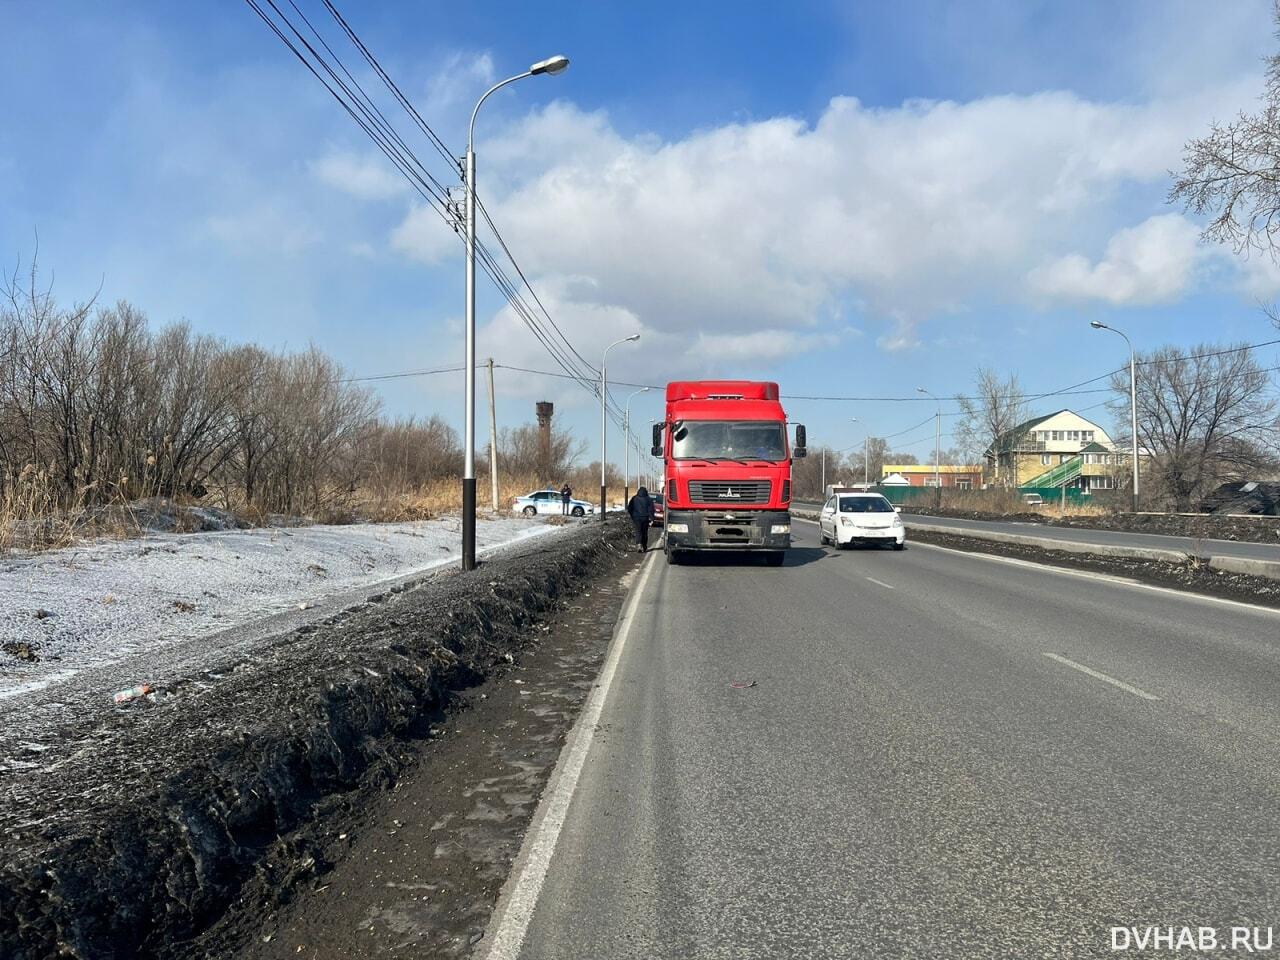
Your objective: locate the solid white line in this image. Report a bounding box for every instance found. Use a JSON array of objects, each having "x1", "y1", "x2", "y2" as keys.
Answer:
[
  {"x1": 912, "y1": 541, "x2": 1280, "y2": 619},
  {"x1": 1043, "y1": 652, "x2": 1161, "y2": 701},
  {"x1": 865, "y1": 577, "x2": 895, "y2": 590},
  {"x1": 478, "y1": 551, "x2": 657, "y2": 960}
]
